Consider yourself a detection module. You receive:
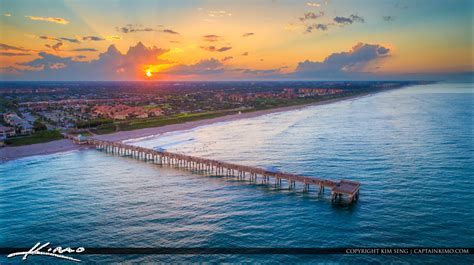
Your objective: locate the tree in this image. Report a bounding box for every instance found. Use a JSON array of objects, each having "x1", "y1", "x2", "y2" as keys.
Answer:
[{"x1": 33, "y1": 119, "x2": 47, "y2": 132}]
